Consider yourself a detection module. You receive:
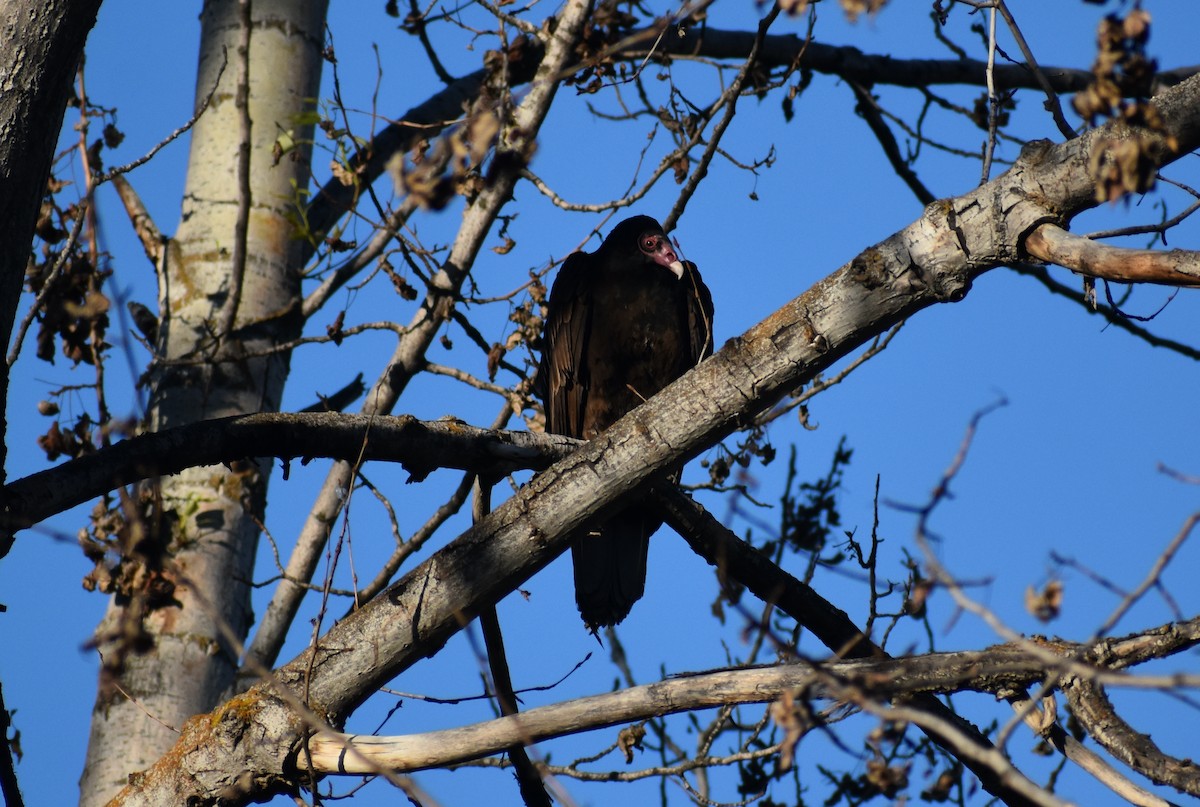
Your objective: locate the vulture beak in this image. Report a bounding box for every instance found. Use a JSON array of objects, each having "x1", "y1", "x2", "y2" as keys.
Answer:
[{"x1": 649, "y1": 240, "x2": 685, "y2": 279}]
